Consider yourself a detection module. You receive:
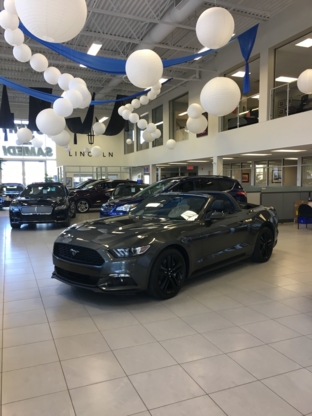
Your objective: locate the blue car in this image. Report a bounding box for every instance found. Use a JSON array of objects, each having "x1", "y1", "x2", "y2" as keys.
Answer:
[{"x1": 100, "y1": 175, "x2": 247, "y2": 217}]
